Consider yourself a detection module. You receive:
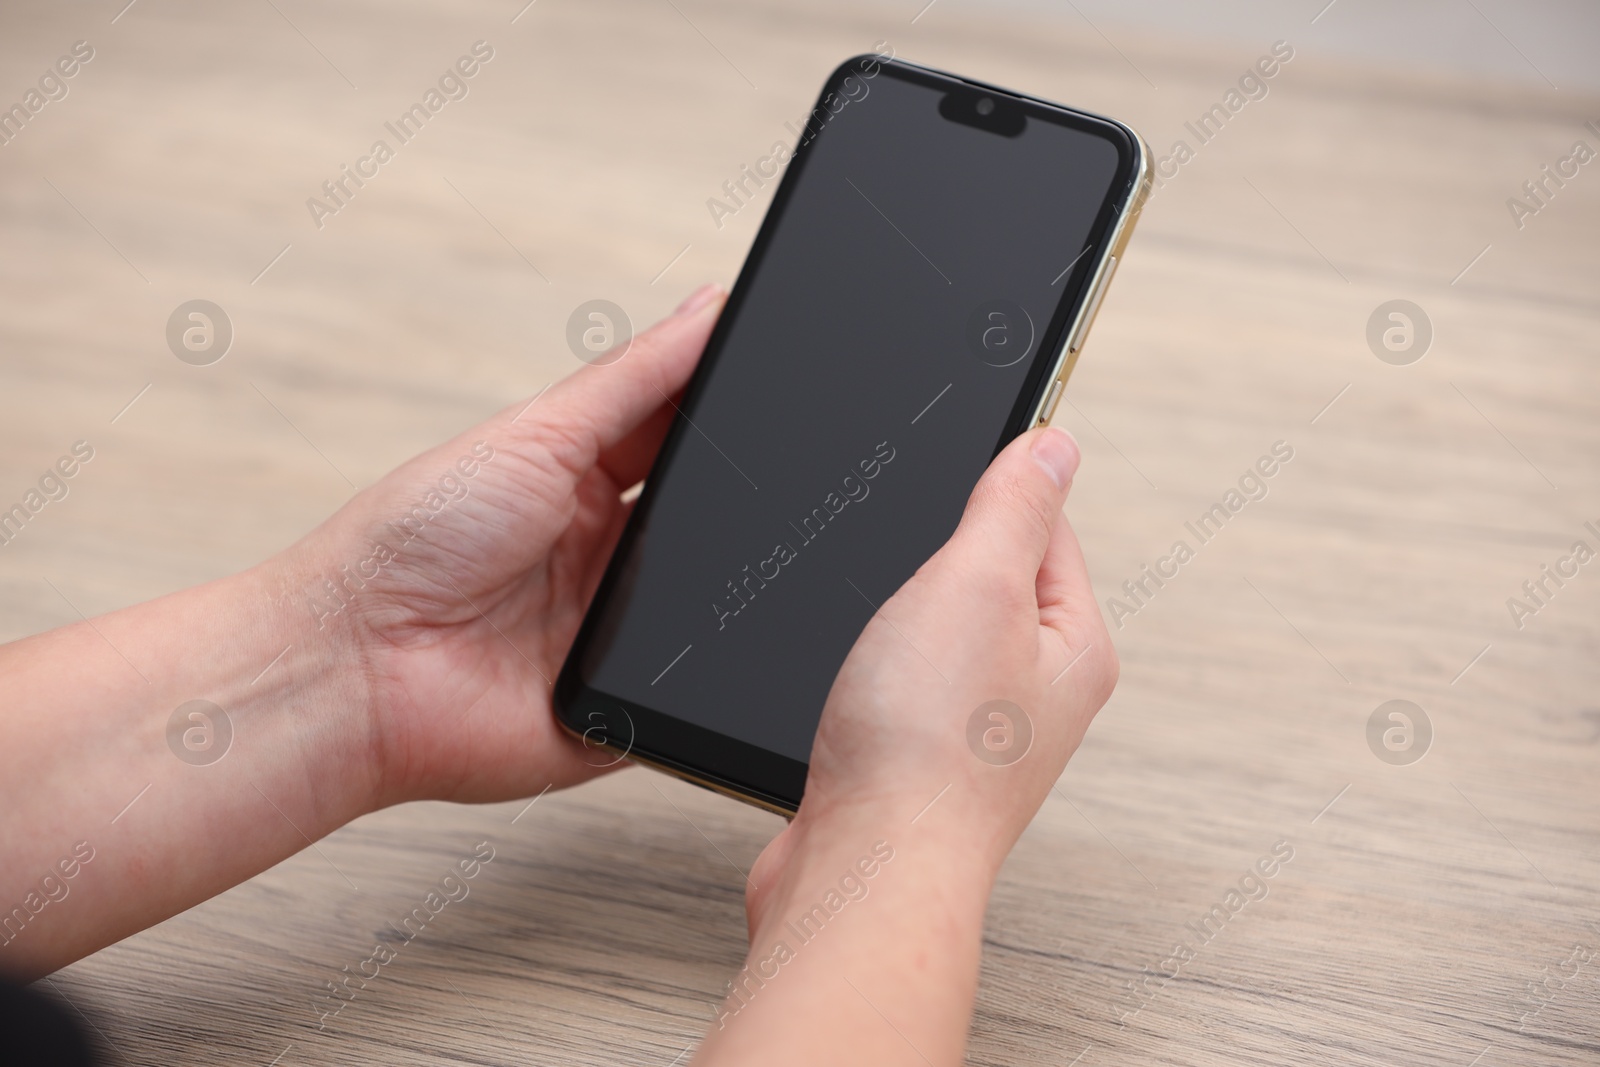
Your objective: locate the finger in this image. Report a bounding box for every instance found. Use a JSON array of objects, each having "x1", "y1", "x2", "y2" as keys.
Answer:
[
  {"x1": 935, "y1": 426, "x2": 1081, "y2": 599},
  {"x1": 1037, "y1": 511, "x2": 1120, "y2": 705},
  {"x1": 595, "y1": 389, "x2": 679, "y2": 491},
  {"x1": 1036, "y1": 509, "x2": 1104, "y2": 650},
  {"x1": 519, "y1": 283, "x2": 725, "y2": 474},
  {"x1": 574, "y1": 472, "x2": 638, "y2": 601}
]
